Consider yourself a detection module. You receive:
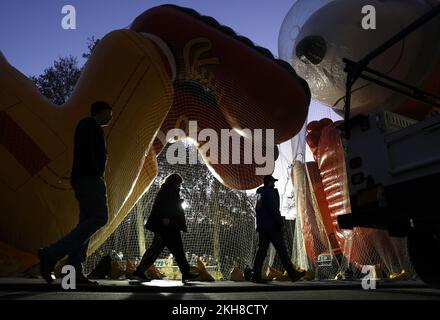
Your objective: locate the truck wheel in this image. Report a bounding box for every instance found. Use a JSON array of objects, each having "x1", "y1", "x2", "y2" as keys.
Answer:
[{"x1": 407, "y1": 229, "x2": 440, "y2": 288}]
